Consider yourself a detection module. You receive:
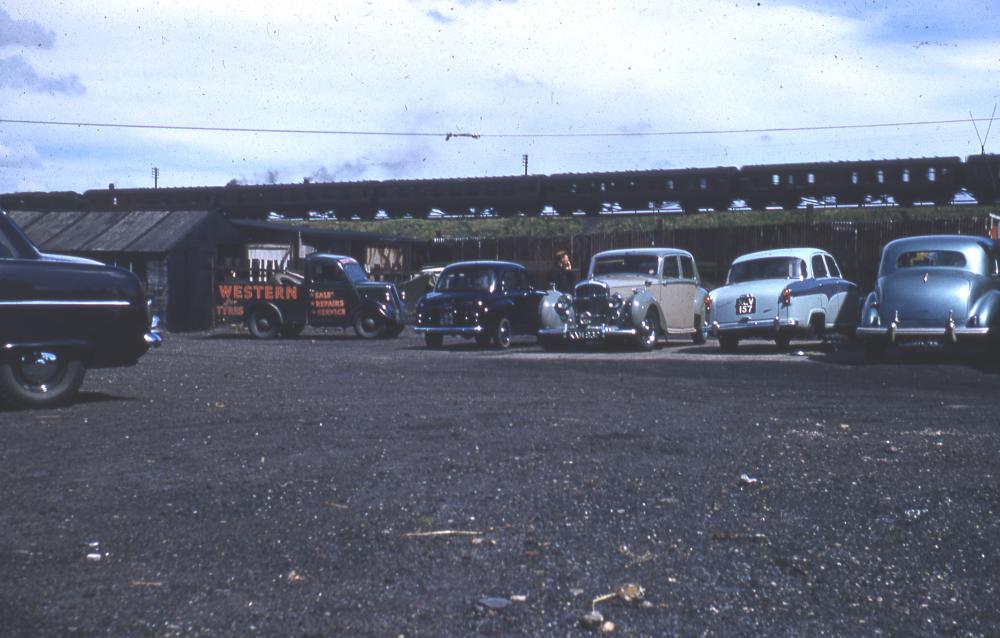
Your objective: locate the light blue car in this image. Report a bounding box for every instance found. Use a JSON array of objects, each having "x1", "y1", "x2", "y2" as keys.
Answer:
[
  {"x1": 708, "y1": 248, "x2": 860, "y2": 351},
  {"x1": 856, "y1": 234, "x2": 1000, "y2": 360}
]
